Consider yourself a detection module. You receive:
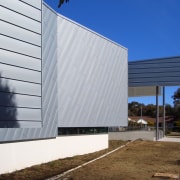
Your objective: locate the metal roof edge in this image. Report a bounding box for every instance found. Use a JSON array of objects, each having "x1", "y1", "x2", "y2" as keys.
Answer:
[
  {"x1": 129, "y1": 55, "x2": 180, "y2": 63},
  {"x1": 43, "y1": 2, "x2": 127, "y2": 51},
  {"x1": 43, "y1": 2, "x2": 58, "y2": 15}
]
